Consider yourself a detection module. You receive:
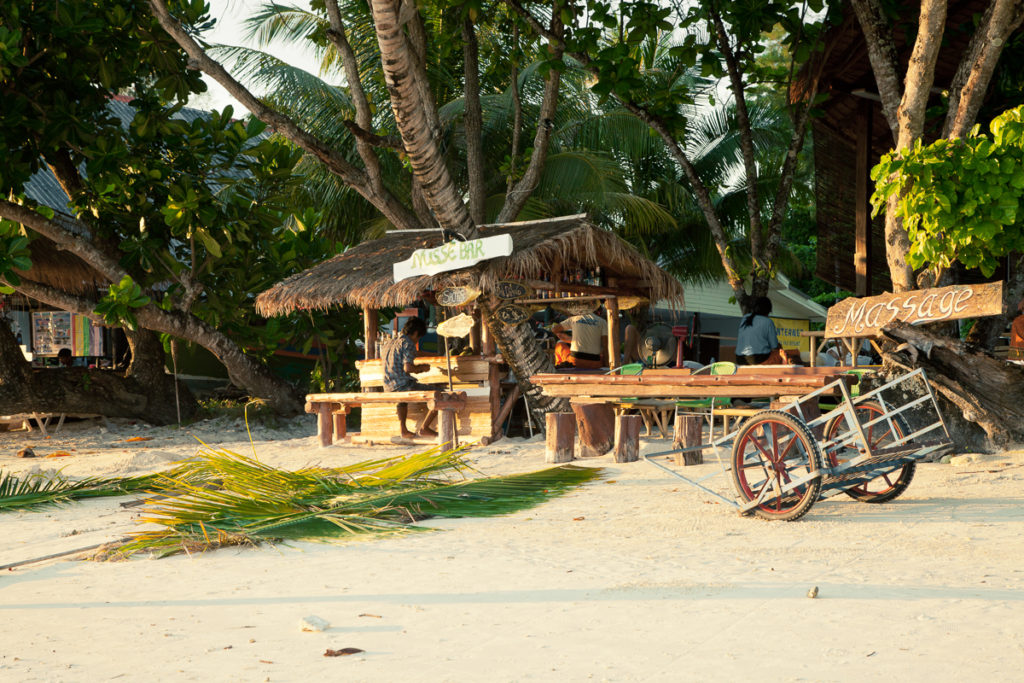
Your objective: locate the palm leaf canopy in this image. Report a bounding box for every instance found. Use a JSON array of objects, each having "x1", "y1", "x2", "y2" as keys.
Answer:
[{"x1": 254, "y1": 215, "x2": 686, "y2": 314}]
